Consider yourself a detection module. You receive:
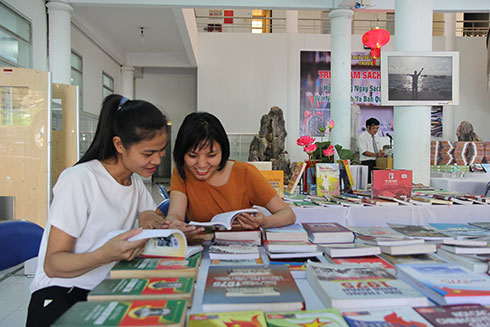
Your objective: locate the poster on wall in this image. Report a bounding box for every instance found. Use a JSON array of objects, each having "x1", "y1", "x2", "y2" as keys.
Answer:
[{"x1": 300, "y1": 51, "x2": 394, "y2": 139}]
